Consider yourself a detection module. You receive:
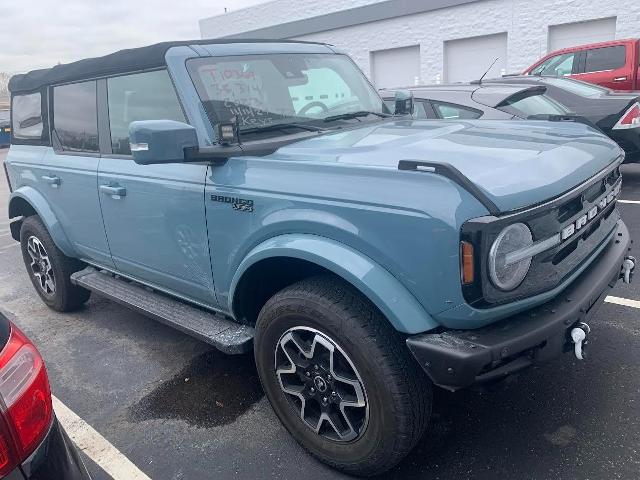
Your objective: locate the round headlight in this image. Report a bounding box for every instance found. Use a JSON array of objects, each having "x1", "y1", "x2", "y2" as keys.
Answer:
[{"x1": 488, "y1": 223, "x2": 533, "y2": 291}]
